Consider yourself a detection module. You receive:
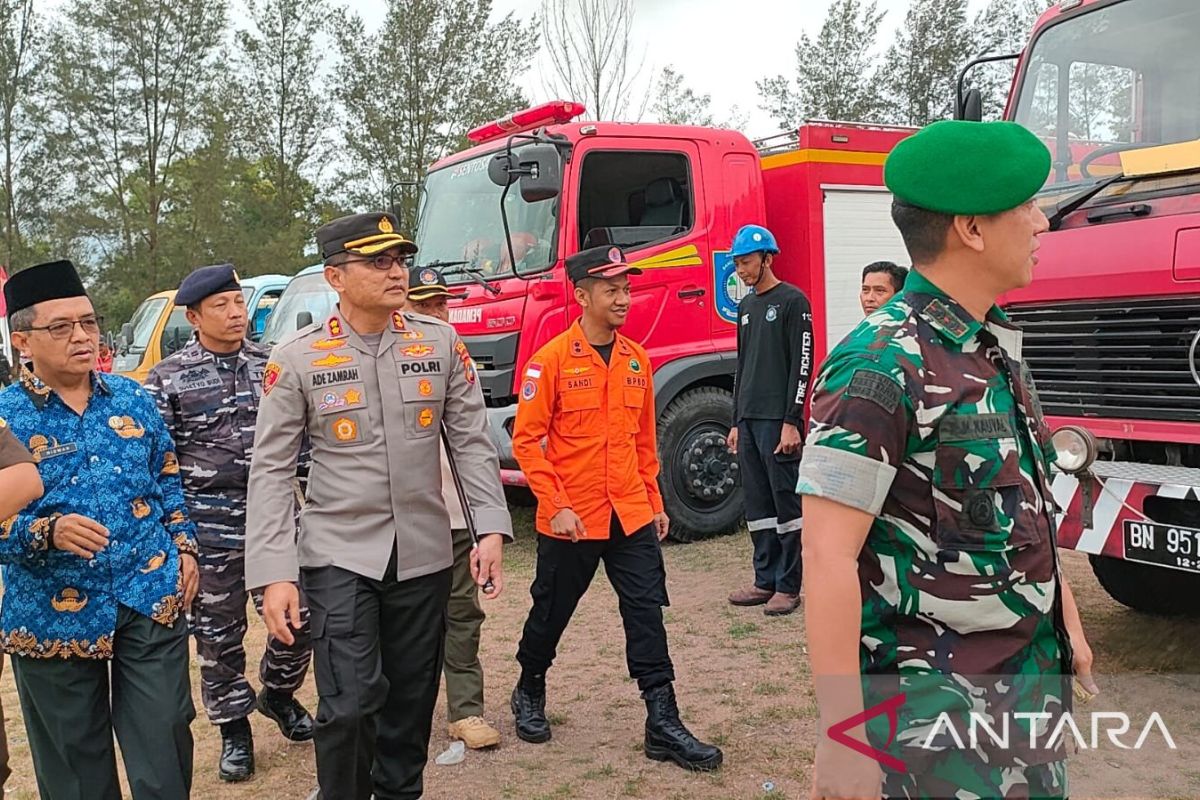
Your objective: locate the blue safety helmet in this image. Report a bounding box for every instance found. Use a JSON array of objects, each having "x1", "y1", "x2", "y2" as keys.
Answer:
[{"x1": 729, "y1": 224, "x2": 780, "y2": 258}]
